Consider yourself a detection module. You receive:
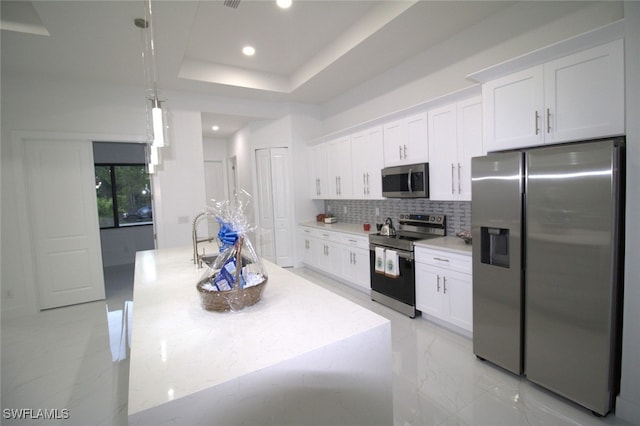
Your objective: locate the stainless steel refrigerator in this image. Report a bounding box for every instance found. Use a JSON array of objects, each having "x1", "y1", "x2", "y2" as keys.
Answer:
[{"x1": 471, "y1": 138, "x2": 624, "y2": 416}]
